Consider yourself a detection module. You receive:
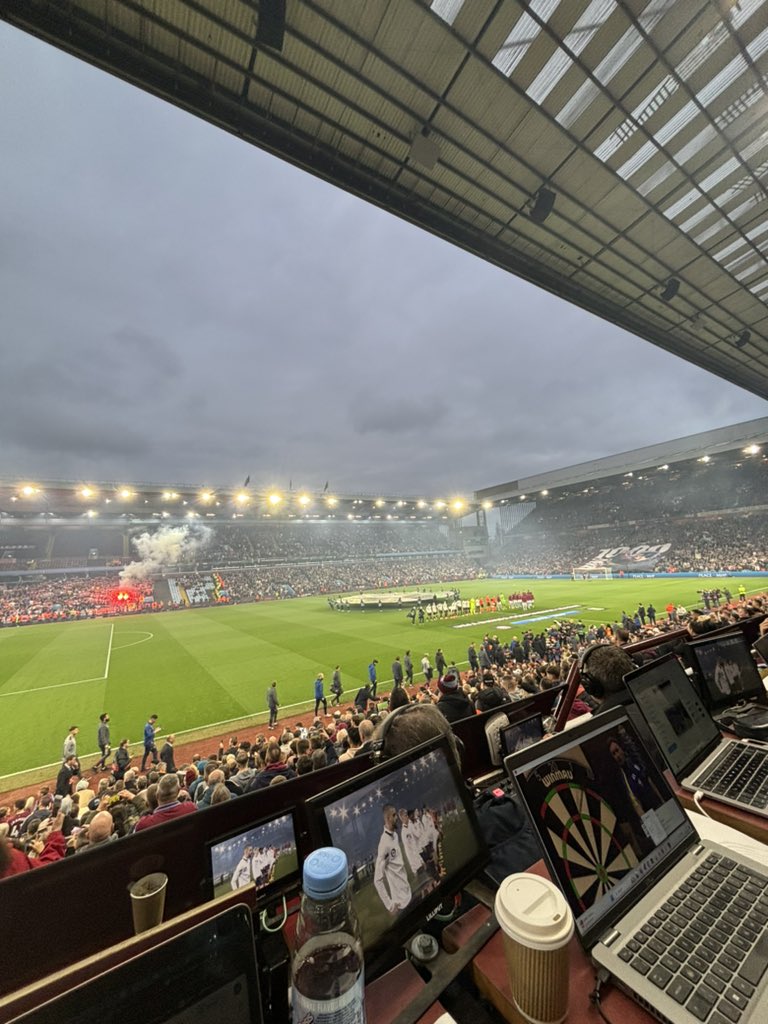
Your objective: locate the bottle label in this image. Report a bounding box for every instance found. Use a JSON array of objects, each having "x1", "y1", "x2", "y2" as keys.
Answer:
[{"x1": 292, "y1": 975, "x2": 365, "y2": 1024}]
